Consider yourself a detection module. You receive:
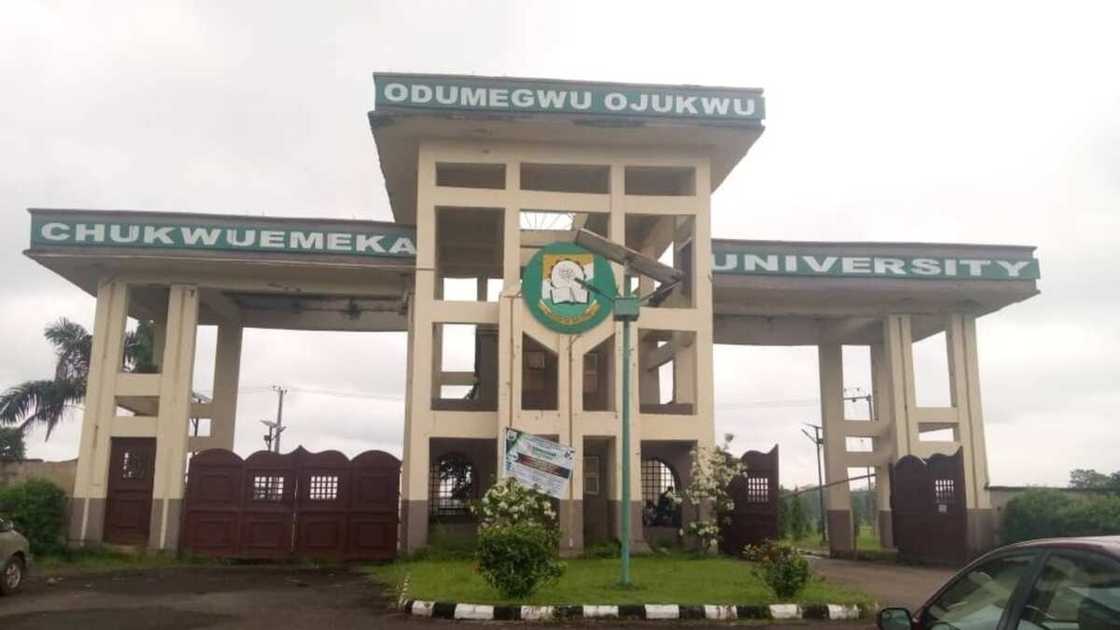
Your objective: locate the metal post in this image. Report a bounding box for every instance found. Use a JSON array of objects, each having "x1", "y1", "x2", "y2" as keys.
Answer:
[
  {"x1": 271, "y1": 385, "x2": 287, "y2": 453},
  {"x1": 619, "y1": 287, "x2": 632, "y2": 586}
]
